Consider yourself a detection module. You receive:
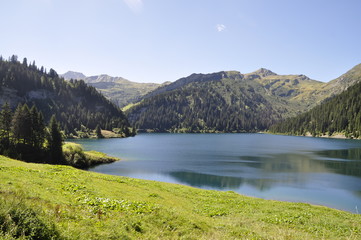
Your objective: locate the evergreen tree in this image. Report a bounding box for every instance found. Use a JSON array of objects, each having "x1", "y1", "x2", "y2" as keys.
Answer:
[
  {"x1": 47, "y1": 115, "x2": 63, "y2": 164},
  {"x1": 30, "y1": 105, "x2": 45, "y2": 149},
  {"x1": 0, "y1": 102, "x2": 13, "y2": 150},
  {"x1": 95, "y1": 124, "x2": 103, "y2": 138},
  {"x1": 11, "y1": 104, "x2": 32, "y2": 145},
  {"x1": 10, "y1": 55, "x2": 18, "y2": 63},
  {"x1": 22, "y1": 57, "x2": 28, "y2": 67}
]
